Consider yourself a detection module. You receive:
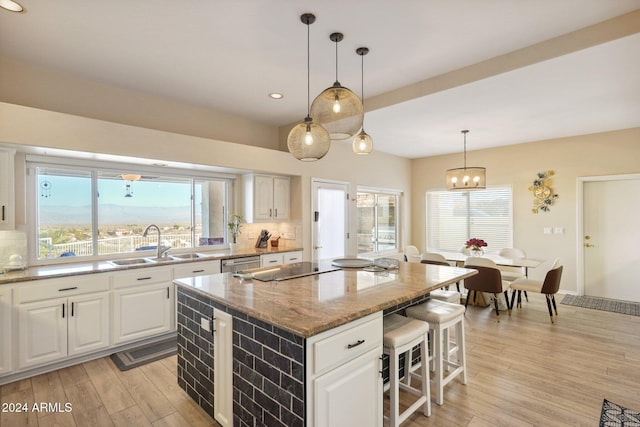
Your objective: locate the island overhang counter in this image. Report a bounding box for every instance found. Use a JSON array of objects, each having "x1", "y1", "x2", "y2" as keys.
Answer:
[{"x1": 173, "y1": 261, "x2": 477, "y2": 427}]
